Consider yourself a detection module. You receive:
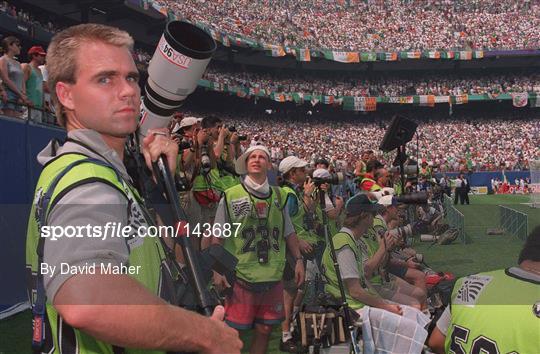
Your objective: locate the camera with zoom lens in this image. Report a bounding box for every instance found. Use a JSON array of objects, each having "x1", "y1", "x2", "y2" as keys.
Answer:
[
  {"x1": 387, "y1": 224, "x2": 413, "y2": 246},
  {"x1": 312, "y1": 172, "x2": 344, "y2": 186},
  {"x1": 138, "y1": 21, "x2": 216, "y2": 142},
  {"x1": 257, "y1": 239, "x2": 269, "y2": 264},
  {"x1": 389, "y1": 164, "x2": 418, "y2": 175},
  {"x1": 227, "y1": 126, "x2": 247, "y2": 141},
  {"x1": 394, "y1": 191, "x2": 428, "y2": 204},
  {"x1": 388, "y1": 219, "x2": 430, "y2": 246}
]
